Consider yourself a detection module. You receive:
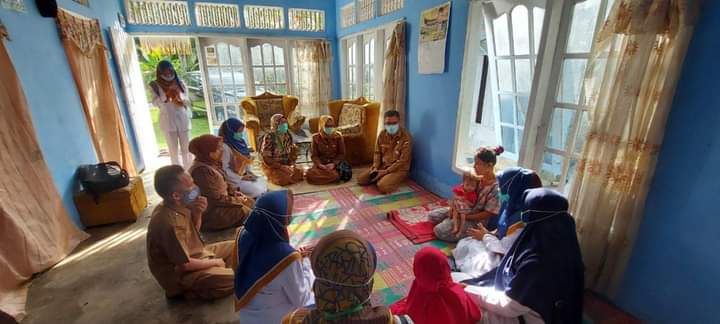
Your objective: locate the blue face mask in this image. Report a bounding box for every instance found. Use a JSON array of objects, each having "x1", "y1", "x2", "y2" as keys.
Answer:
[
  {"x1": 233, "y1": 132, "x2": 244, "y2": 141},
  {"x1": 385, "y1": 124, "x2": 399, "y2": 135},
  {"x1": 277, "y1": 123, "x2": 289, "y2": 134},
  {"x1": 182, "y1": 186, "x2": 201, "y2": 205},
  {"x1": 323, "y1": 127, "x2": 335, "y2": 135}
]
